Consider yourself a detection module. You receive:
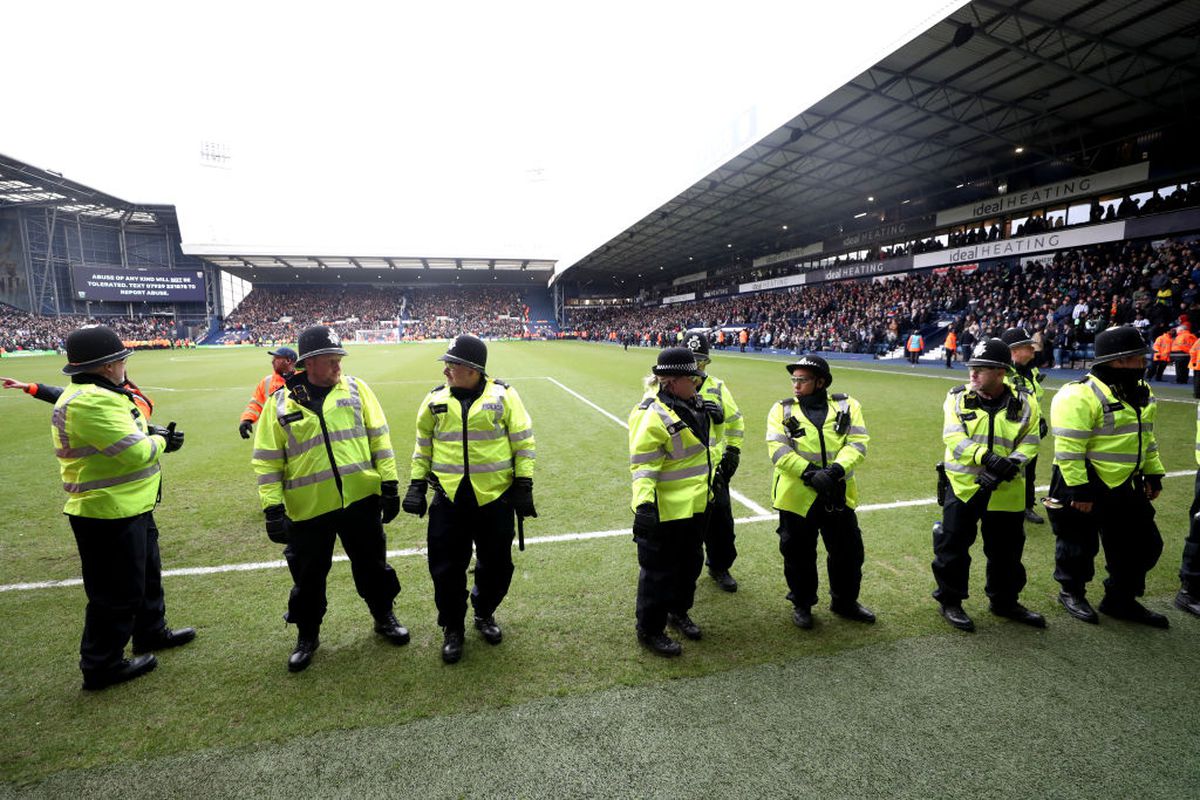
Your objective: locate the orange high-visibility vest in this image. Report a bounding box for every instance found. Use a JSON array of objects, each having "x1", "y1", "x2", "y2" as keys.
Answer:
[
  {"x1": 1189, "y1": 338, "x2": 1200, "y2": 371},
  {"x1": 241, "y1": 372, "x2": 287, "y2": 423},
  {"x1": 1172, "y1": 329, "x2": 1197, "y2": 355},
  {"x1": 945, "y1": 331, "x2": 957, "y2": 351},
  {"x1": 1153, "y1": 332, "x2": 1173, "y2": 362}
]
